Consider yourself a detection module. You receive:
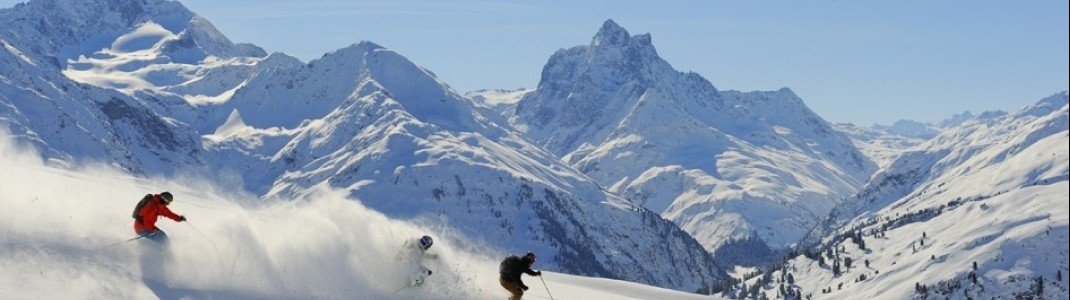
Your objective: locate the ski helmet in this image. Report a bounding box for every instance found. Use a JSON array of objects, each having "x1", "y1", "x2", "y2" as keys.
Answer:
[
  {"x1": 159, "y1": 192, "x2": 174, "y2": 204},
  {"x1": 419, "y1": 235, "x2": 433, "y2": 250},
  {"x1": 523, "y1": 252, "x2": 536, "y2": 264}
]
